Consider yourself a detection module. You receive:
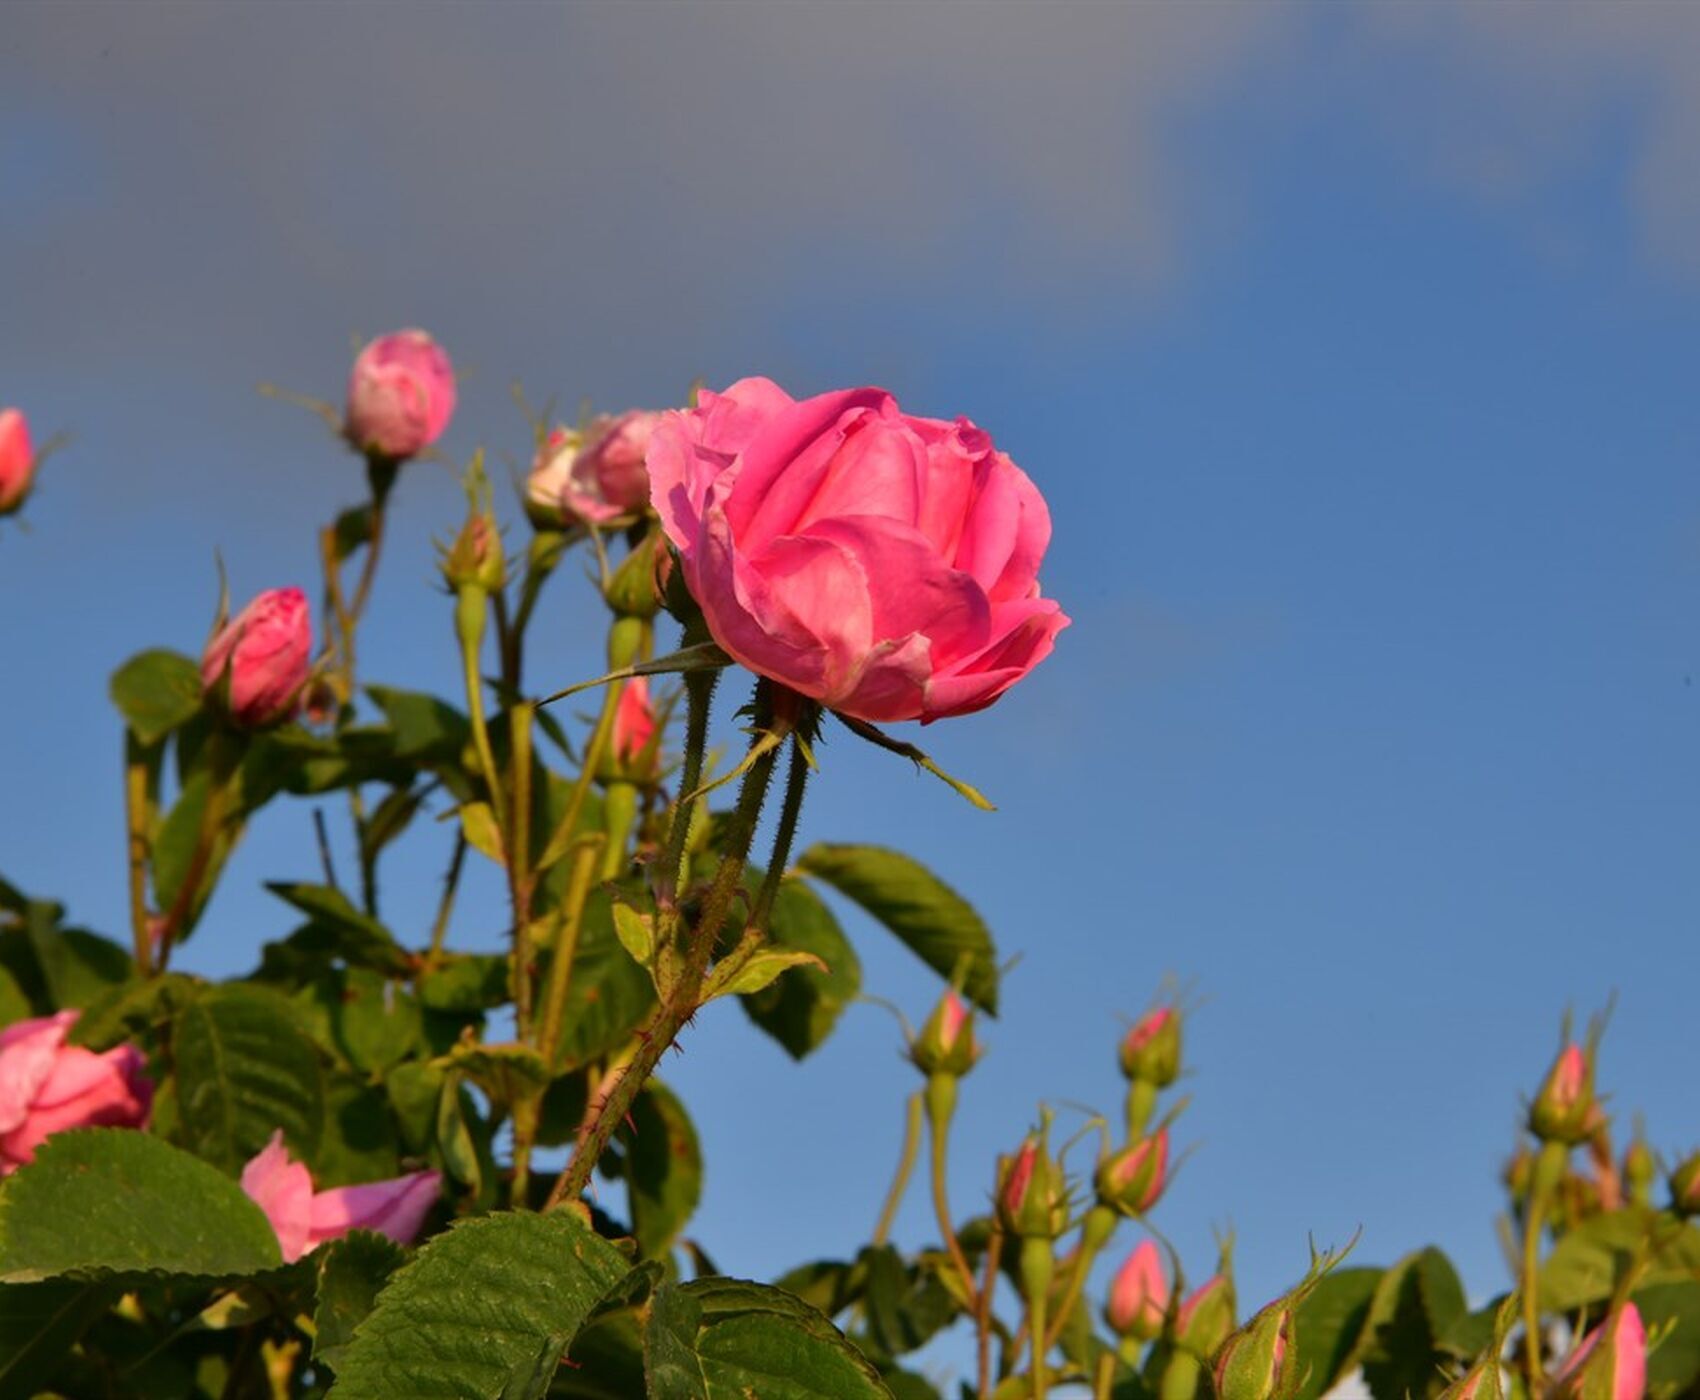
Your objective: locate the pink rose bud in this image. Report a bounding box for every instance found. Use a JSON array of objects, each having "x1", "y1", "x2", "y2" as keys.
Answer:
[
  {"x1": 562, "y1": 411, "x2": 661, "y2": 526},
  {"x1": 1097, "y1": 1129, "x2": 1170, "y2": 1216},
  {"x1": 1530, "y1": 1043, "x2": 1597, "y2": 1145},
  {"x1": 1120, "y1": 1006, "x2": 1182, "y2": 1087},
  {"x1": 1443, "y1": 1357, "x2": 1505, "y2": 1400},
  {"x1": 1213, "y1": 1302, "x2": 1292, "y2": 1400},
  {"x1": 998, "y1": 1125, "x2": 1069, "y2": 1240},
  {"x1": 909, "y1": 988, "x2": 982, "y2": 1079},
  {"x1": 1669, "y1": 1150, "x2": 1700, "y2": 1217},
  {"x1": 0, "y1": 409, "x2": 37, "y2": 516},
  {"x1": 0, "y1": 1011, "x2": 152, "y2": 1174},
  {"x1": 240, "y1": 1131, "x2": 440, "y2": 1264},
  {"x1": 648, "y1": 377, "x2": 1068, "y2": 724},
  {"x1": 525, "y1": 425, "x2": 585, "y2": 530},
  {"x1": 200, "y1": 587, "x2": 313, "y2": 729},
  {"x1": 345, "y1": 329, "x2": 456, "y2": 461},
  {"x1": 1175, "y1": 1272, "x2": 1236, "y2": 1357},
  {"x1": 1548, "y1": 1303, "x2": 1646, "y2": 1400},
  {"x1": 610, "y1": 678, "x2": 660, "y2": 773},
  {"x1": 1106, "y1": 1240, "x2": 1169, "y2": 1340}
]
